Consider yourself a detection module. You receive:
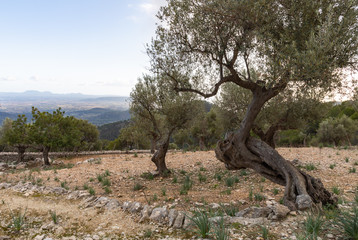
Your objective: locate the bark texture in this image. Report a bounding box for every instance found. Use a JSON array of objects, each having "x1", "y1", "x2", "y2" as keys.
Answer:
[
  {"x1": 151, "y1": 137, "x2": 170, "y2": 175},
  {"x1": 43, "y1": 146, "x2": 51, "y2": 165},
  {"x1": 16, "y1": 145, "x2": 26, "y2": 163}
]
